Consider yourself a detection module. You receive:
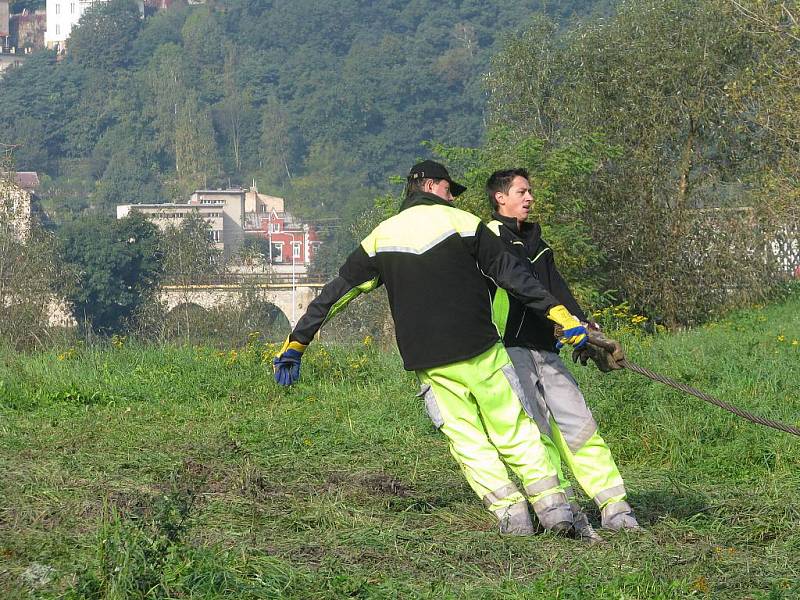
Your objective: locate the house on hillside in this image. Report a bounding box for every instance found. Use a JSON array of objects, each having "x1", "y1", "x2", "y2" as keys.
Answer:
[
  {"x1": 0, "y1": 0, "x2": 27, "y2": 75},
  {"x1": 10, "y1": 8, "x2": 46, "y2": 50},
  {"x1": 0, "y1": 0, "x2": 8, "y2": 43},
  {"x1": 0, "y1": 4, "x2": 44, "y2": 75},
  {"x1": 0, "y1": 171, "x2": 43, "y2": 240}
]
